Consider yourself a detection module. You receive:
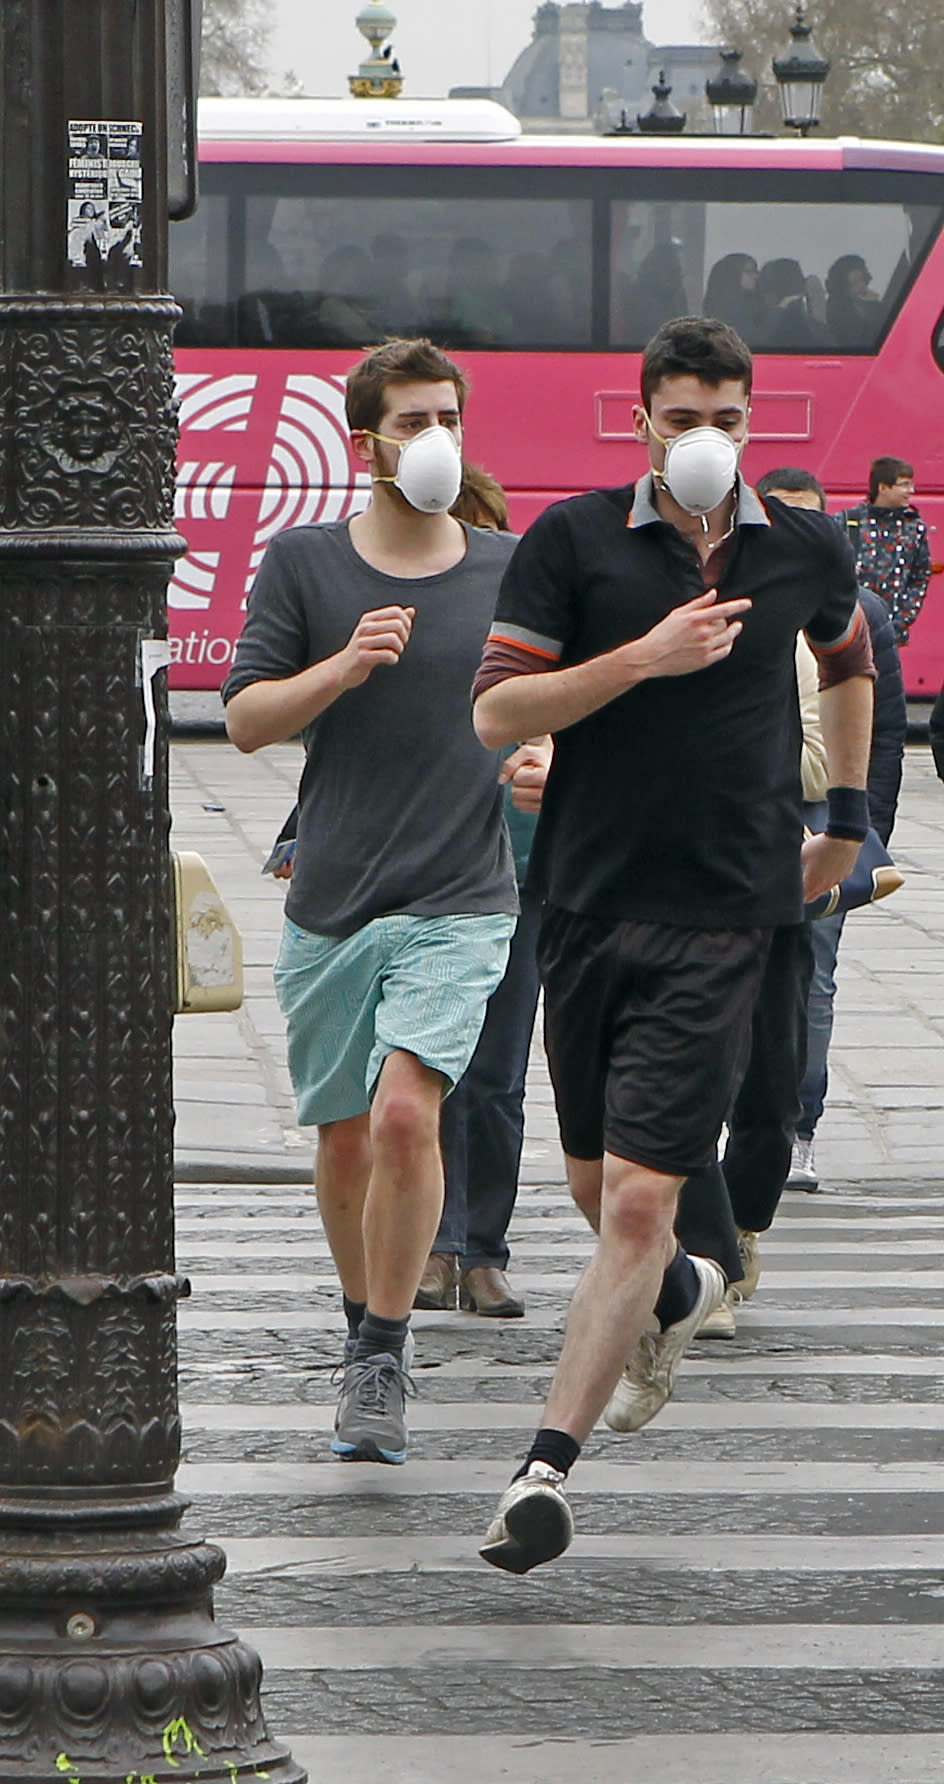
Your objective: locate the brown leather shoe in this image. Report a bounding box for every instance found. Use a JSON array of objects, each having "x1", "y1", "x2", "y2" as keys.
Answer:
[
  {"x1": 459, "y1": 1266, "x2": 525, "y2": 1318},
  {"x1": 413, "y1": 1252, "x2": 458, "y2": 1311}
]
